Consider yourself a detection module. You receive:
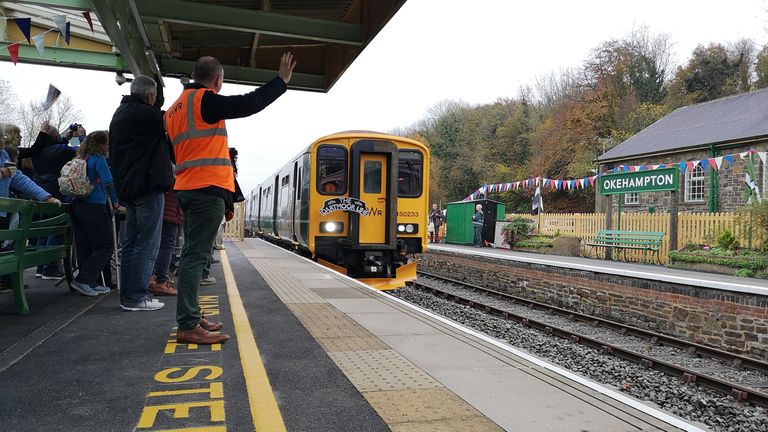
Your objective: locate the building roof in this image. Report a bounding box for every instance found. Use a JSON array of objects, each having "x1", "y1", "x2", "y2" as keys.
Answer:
[
  {"x1": 1, "y1": 0, "x2": 406, "y2": 92},
  {"x1": 597, "y1": 88, "x2": 768, "y2": 162}
]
